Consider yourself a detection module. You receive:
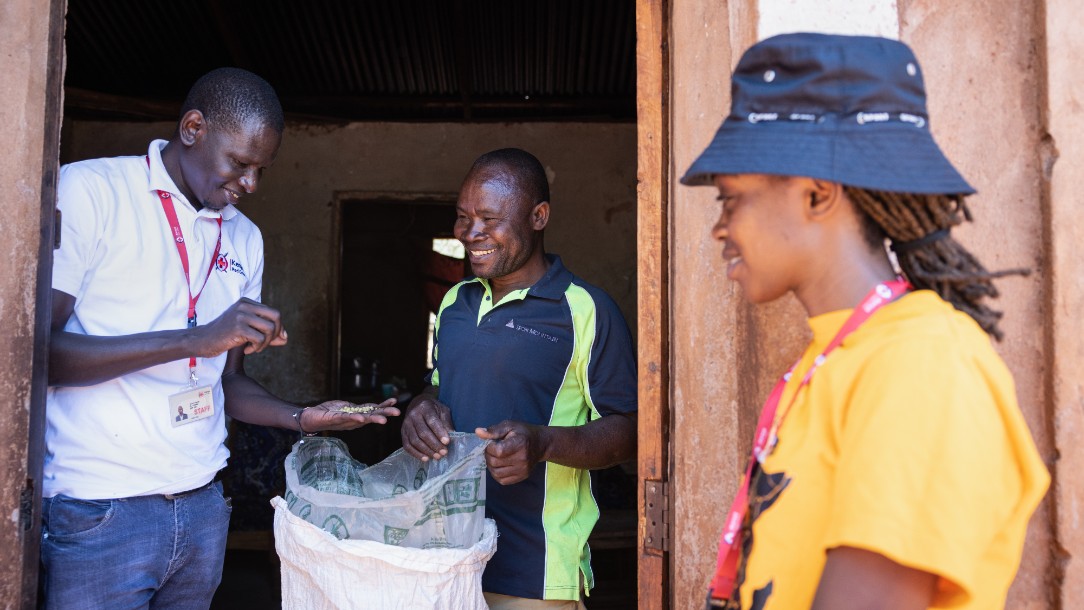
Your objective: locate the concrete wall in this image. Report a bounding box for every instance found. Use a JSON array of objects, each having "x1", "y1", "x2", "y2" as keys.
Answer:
[
  {"x1": 668, "y1": 0, "x2": 1063, "y2": 607},
  {"x1": 1046, "y1": 0, "x2": 1084, "y2": 605},
  {"x1": 893, "y1": 2, "x2": 1053, "y2": 606},
  {"x1": 62, "y1": 121, "x2": 638, "y2": 402},
  {"x1": 0, "y1": 0, "x2": 56, "y2": 604},
  {"x1": 668, "y1": 3, "x2": 764, "y2": 607},
  {"x1": 899, "y1": 2, "x2": 1052, "y2": 606}
]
